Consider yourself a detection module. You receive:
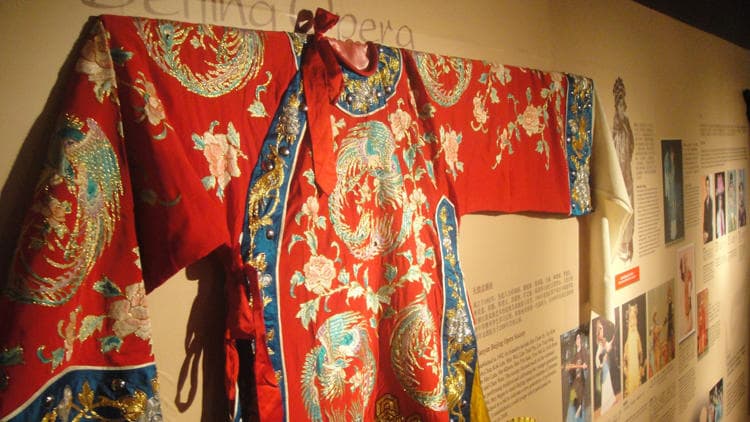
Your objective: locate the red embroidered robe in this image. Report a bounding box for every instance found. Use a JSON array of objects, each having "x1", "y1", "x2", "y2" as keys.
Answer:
[{"x1": 0, "y1": 10, "x2": 592, "y2": 421}]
